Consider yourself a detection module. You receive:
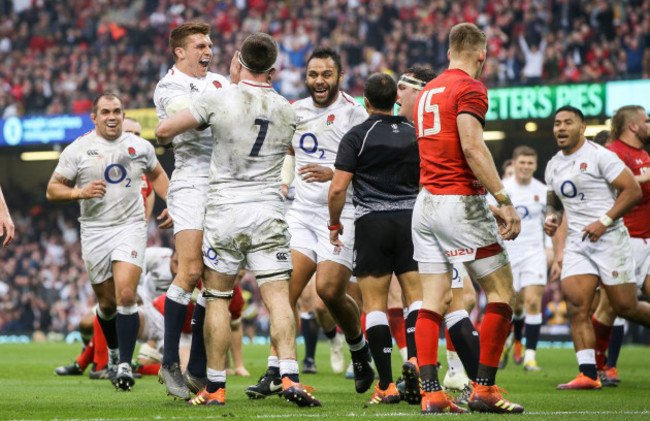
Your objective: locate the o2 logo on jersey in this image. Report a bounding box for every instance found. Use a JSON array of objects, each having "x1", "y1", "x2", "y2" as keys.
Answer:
[
  {"x1": 104, "y1": 163, "x2": 132, "y2": 187},
  {"x1": 452, "y1": 267, "x2": 460, "y2": 281},
  {"x1": 204, "y1": 248, "x2": 219, "y2": 264},
  {"x1": 299, "y1": 133, "x2": 326, "y2": 159},
  {"x1": 560, "y1": 180, "x2": 585, "y2": 200},
  {"x1": 515, "y1": 205, "x2": 529, "y2": 219}
]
